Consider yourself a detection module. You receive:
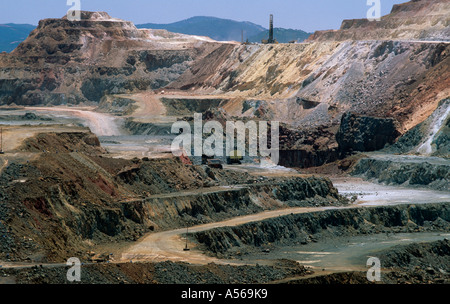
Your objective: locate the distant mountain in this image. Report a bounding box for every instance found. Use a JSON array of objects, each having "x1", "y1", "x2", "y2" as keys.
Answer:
[
  {"x1": 248, "y1": 28, "x2": 311, "y2": 43},
  {"x1": 137, "y1": 16, "x2": 311, "y2": 43},
  {"x1": 137, "y1": 16, "x2": 267, "y2": 42},
  {"x1": 0, "y1": 23, "x2": 36, "y2": 53}
]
